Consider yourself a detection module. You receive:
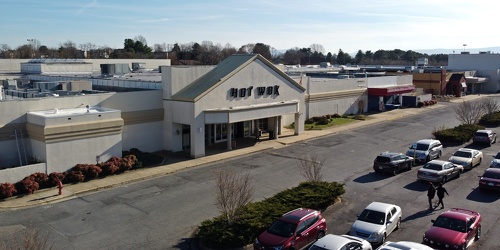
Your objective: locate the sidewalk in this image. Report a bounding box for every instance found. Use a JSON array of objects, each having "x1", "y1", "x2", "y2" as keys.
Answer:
[{"x1": 0, "y1": 94, "x2": 485, "y2": 210}]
